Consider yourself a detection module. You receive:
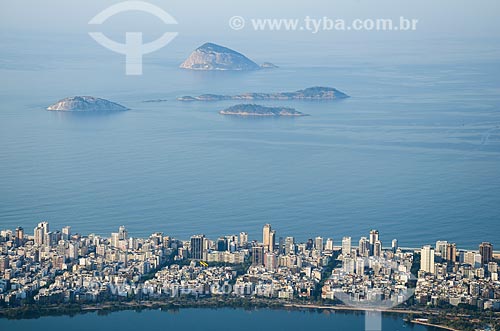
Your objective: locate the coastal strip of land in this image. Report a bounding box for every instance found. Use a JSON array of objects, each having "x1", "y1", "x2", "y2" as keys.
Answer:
[{"x1": 410, "y1": 319, "x2": 460, "y2": 331}]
